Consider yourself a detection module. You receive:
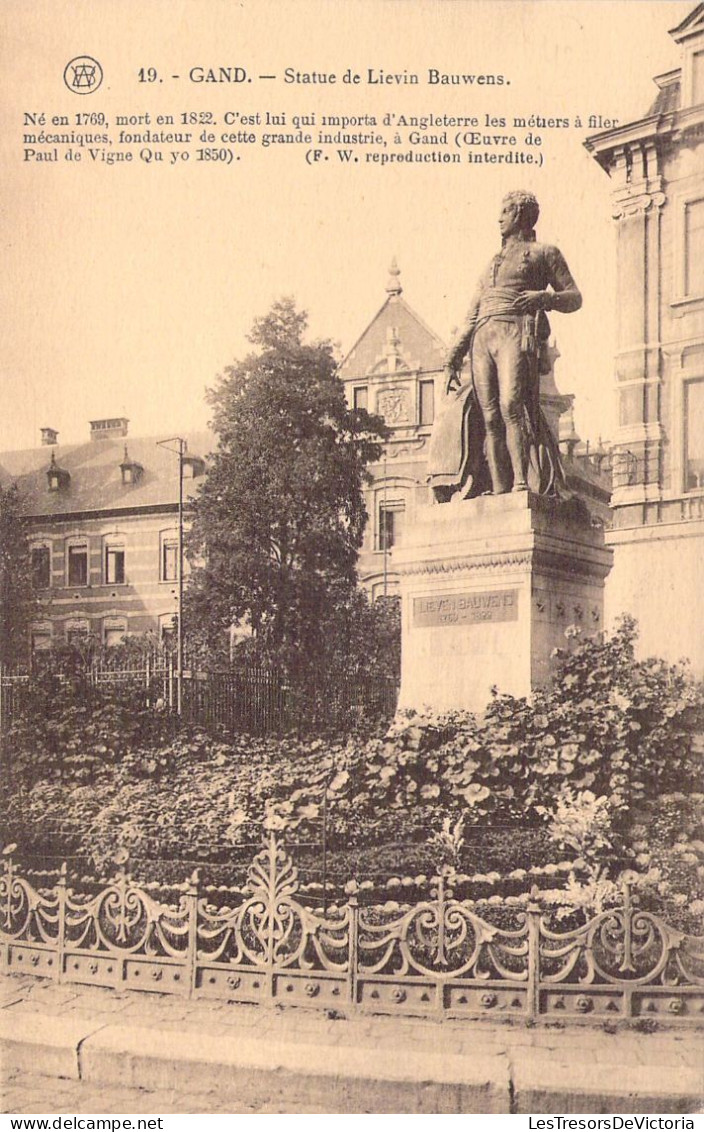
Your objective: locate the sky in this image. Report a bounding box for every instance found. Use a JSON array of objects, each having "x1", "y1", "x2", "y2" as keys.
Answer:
[{"x1": 0, "y1": 0, "x2": 694, "y2": 454}]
